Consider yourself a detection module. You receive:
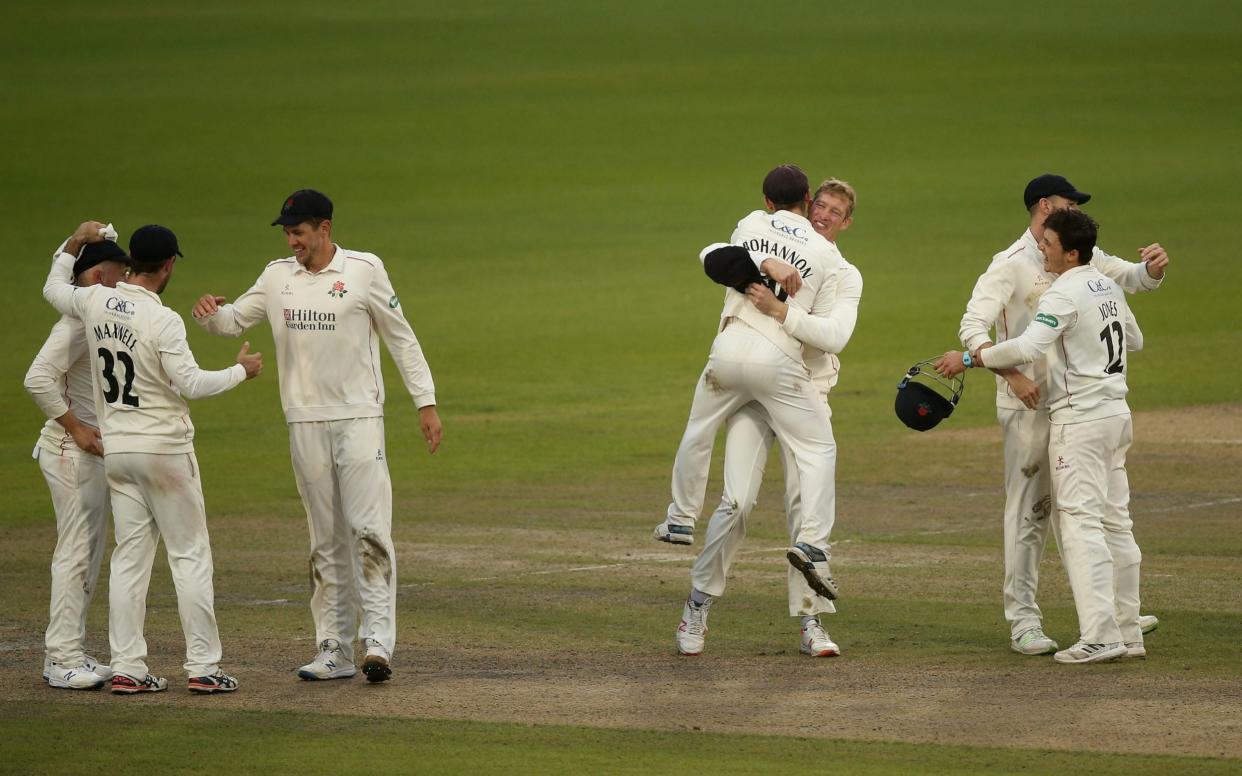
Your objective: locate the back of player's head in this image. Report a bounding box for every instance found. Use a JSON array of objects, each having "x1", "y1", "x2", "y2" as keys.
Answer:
[
  {"x1": 74, "y1": 240, "x2": 129, "y2": 278},
  {"x1": 128, "y1": 224, "x2": 182, "y2": 274},
  {"x1": 814, "y1": 178, "x2": 857, "y2": 218},
  {"x1": 763, "y1": 164, "x2": 809, "y2": 207},
  {"x1": 1044, "y1": 209, "x2": 1098, "y2": 264}
]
